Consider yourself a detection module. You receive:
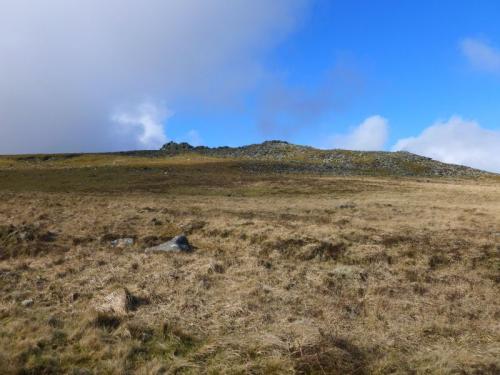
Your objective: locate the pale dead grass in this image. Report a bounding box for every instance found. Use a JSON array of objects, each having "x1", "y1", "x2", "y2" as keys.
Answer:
[{"x1": 0, "y1": 175, "x2": 498, "y2": 374}]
